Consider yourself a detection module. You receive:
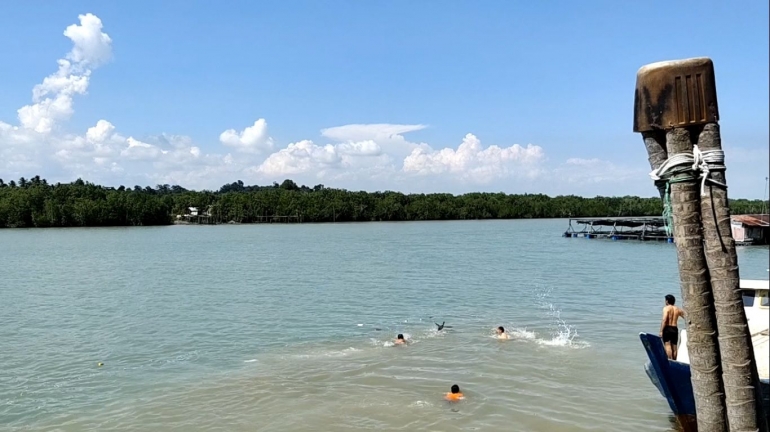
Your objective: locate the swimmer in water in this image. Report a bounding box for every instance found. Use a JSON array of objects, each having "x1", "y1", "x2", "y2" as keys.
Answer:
[
  {"x1": 435, "y1": 321, "x2": 445, "y2": 331},
  {"x1": 445, "y1": 384, "x2": 464, "y2": 402},
  {"x1": 495, "y1": 326, "x2": 510, "y2": 339},
  {"x1": 394, "y1": 334, "x2": 407, "y2": 345}
]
